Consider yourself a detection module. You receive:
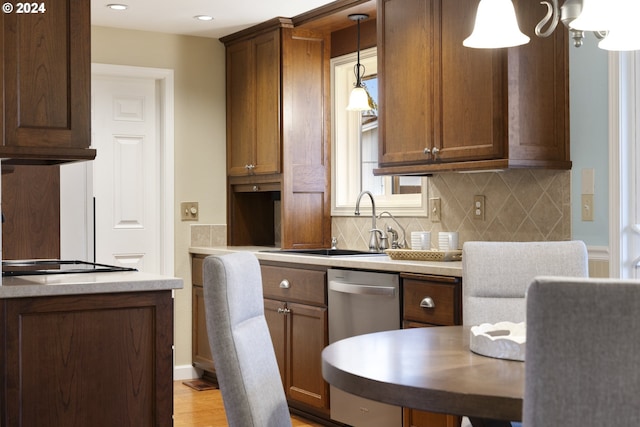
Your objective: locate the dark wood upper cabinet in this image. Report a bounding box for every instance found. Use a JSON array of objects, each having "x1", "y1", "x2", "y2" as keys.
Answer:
[
  {"x1": 226, "y1": 27, "x2": 282, "y2": 177},
  {"x1": 0, "y1": 0, "x2": 95, "y2": 164},
  {"x1": 375, "y1": 0, "x2": 570, "y2": 175},
  {"x1": 223, "y1": 19, "x2": 332, "y2": 249}
]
